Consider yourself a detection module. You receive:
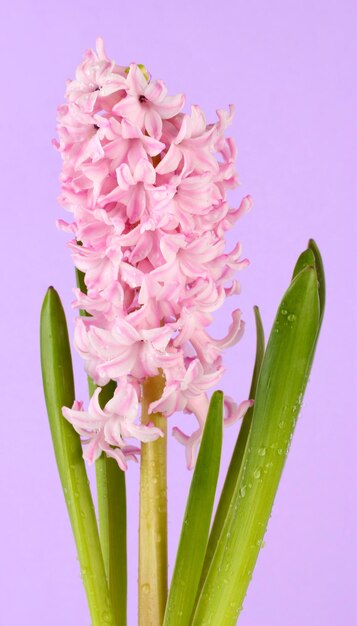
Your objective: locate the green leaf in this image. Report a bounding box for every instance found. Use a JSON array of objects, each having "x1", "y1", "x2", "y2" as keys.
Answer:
[
  {"x1": 292, "y1": 239, "x2": 325, "y2": 333},
  {"x1": 76, "y1": 267, "x2": 127, "y2": 626},
  {"x1": 95, "y1": 382, "x2": 127, "y2": 626},
  {"x1": 163, "y1": 391, "x2": 223, "y2": 626},
  {"x1": 192, "y1": 263, "x2": 321, "y2": 626},
  {"x1": 75, "y1": 265, "x2": 87, "y2": 297},
  {"x1": 197, "y1": 306, "x2": 265, "y2": 595},
  {"x1": 308, "y1": 238, "x2": 326, "y2": 324},
  {"x1": 40, "y1": 287, "x2": 114, "y2": 626},
  {"x1": 292, "y1": 247, "x2": 316, "y2": 279}
]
